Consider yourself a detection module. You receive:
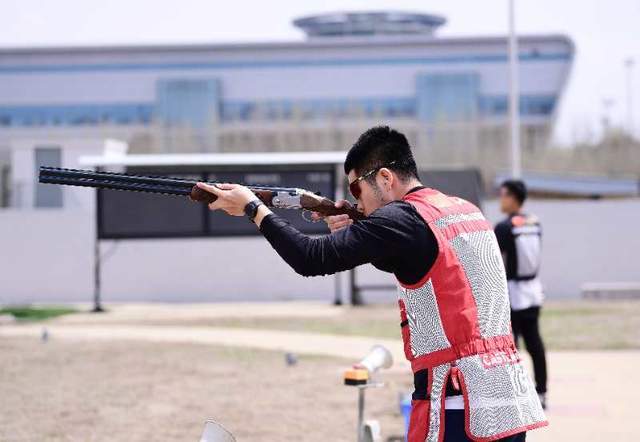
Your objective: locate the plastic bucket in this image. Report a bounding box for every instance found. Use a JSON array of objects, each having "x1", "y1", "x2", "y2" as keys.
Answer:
[{"x1": 400, "y1": 393, "x2": 412, "y2": 439}]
